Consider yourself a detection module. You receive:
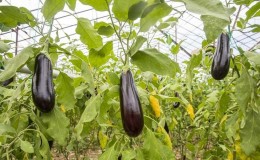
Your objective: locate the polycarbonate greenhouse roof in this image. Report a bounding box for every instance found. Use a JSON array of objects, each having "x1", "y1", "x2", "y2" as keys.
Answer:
[{"x1": 1, "y1": 0, "x2": 259, "y2": 65}]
